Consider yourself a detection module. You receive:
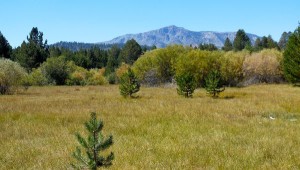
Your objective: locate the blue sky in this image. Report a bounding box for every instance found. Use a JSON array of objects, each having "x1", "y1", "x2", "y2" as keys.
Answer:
[{"x1": 1, "y1": 0, "x2": 299, "y2": 47}]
